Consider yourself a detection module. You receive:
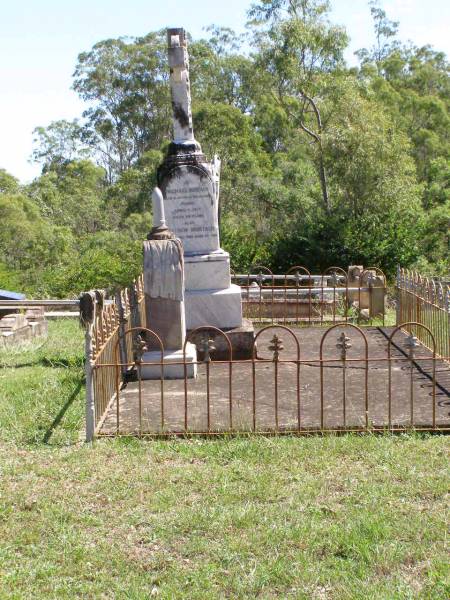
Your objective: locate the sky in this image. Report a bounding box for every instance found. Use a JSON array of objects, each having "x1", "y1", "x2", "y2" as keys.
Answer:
[{"x1": 1, "y1": 0, "x2": 448, "y2": 183}]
